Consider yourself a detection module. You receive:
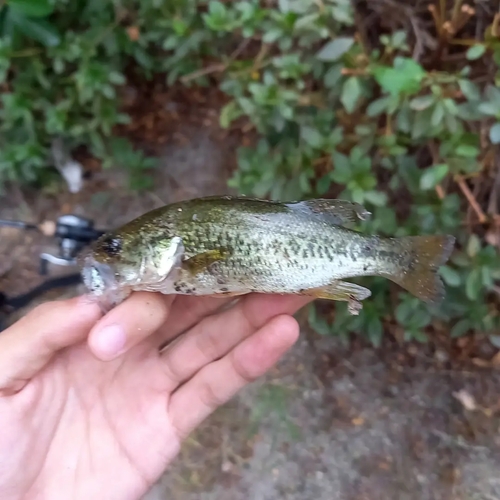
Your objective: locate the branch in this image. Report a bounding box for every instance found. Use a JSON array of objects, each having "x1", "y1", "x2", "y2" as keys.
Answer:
[{"x1": 455, "y1": 175, "x2": 487, "y2": 224}]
